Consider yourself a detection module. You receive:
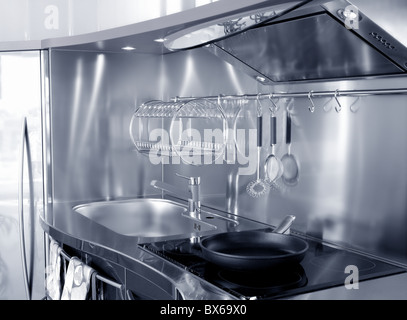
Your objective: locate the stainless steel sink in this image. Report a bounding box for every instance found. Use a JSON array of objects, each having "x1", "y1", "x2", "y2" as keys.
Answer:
[{"x1": 73, "y1": 198, "x2": 217, "y2": 238}]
